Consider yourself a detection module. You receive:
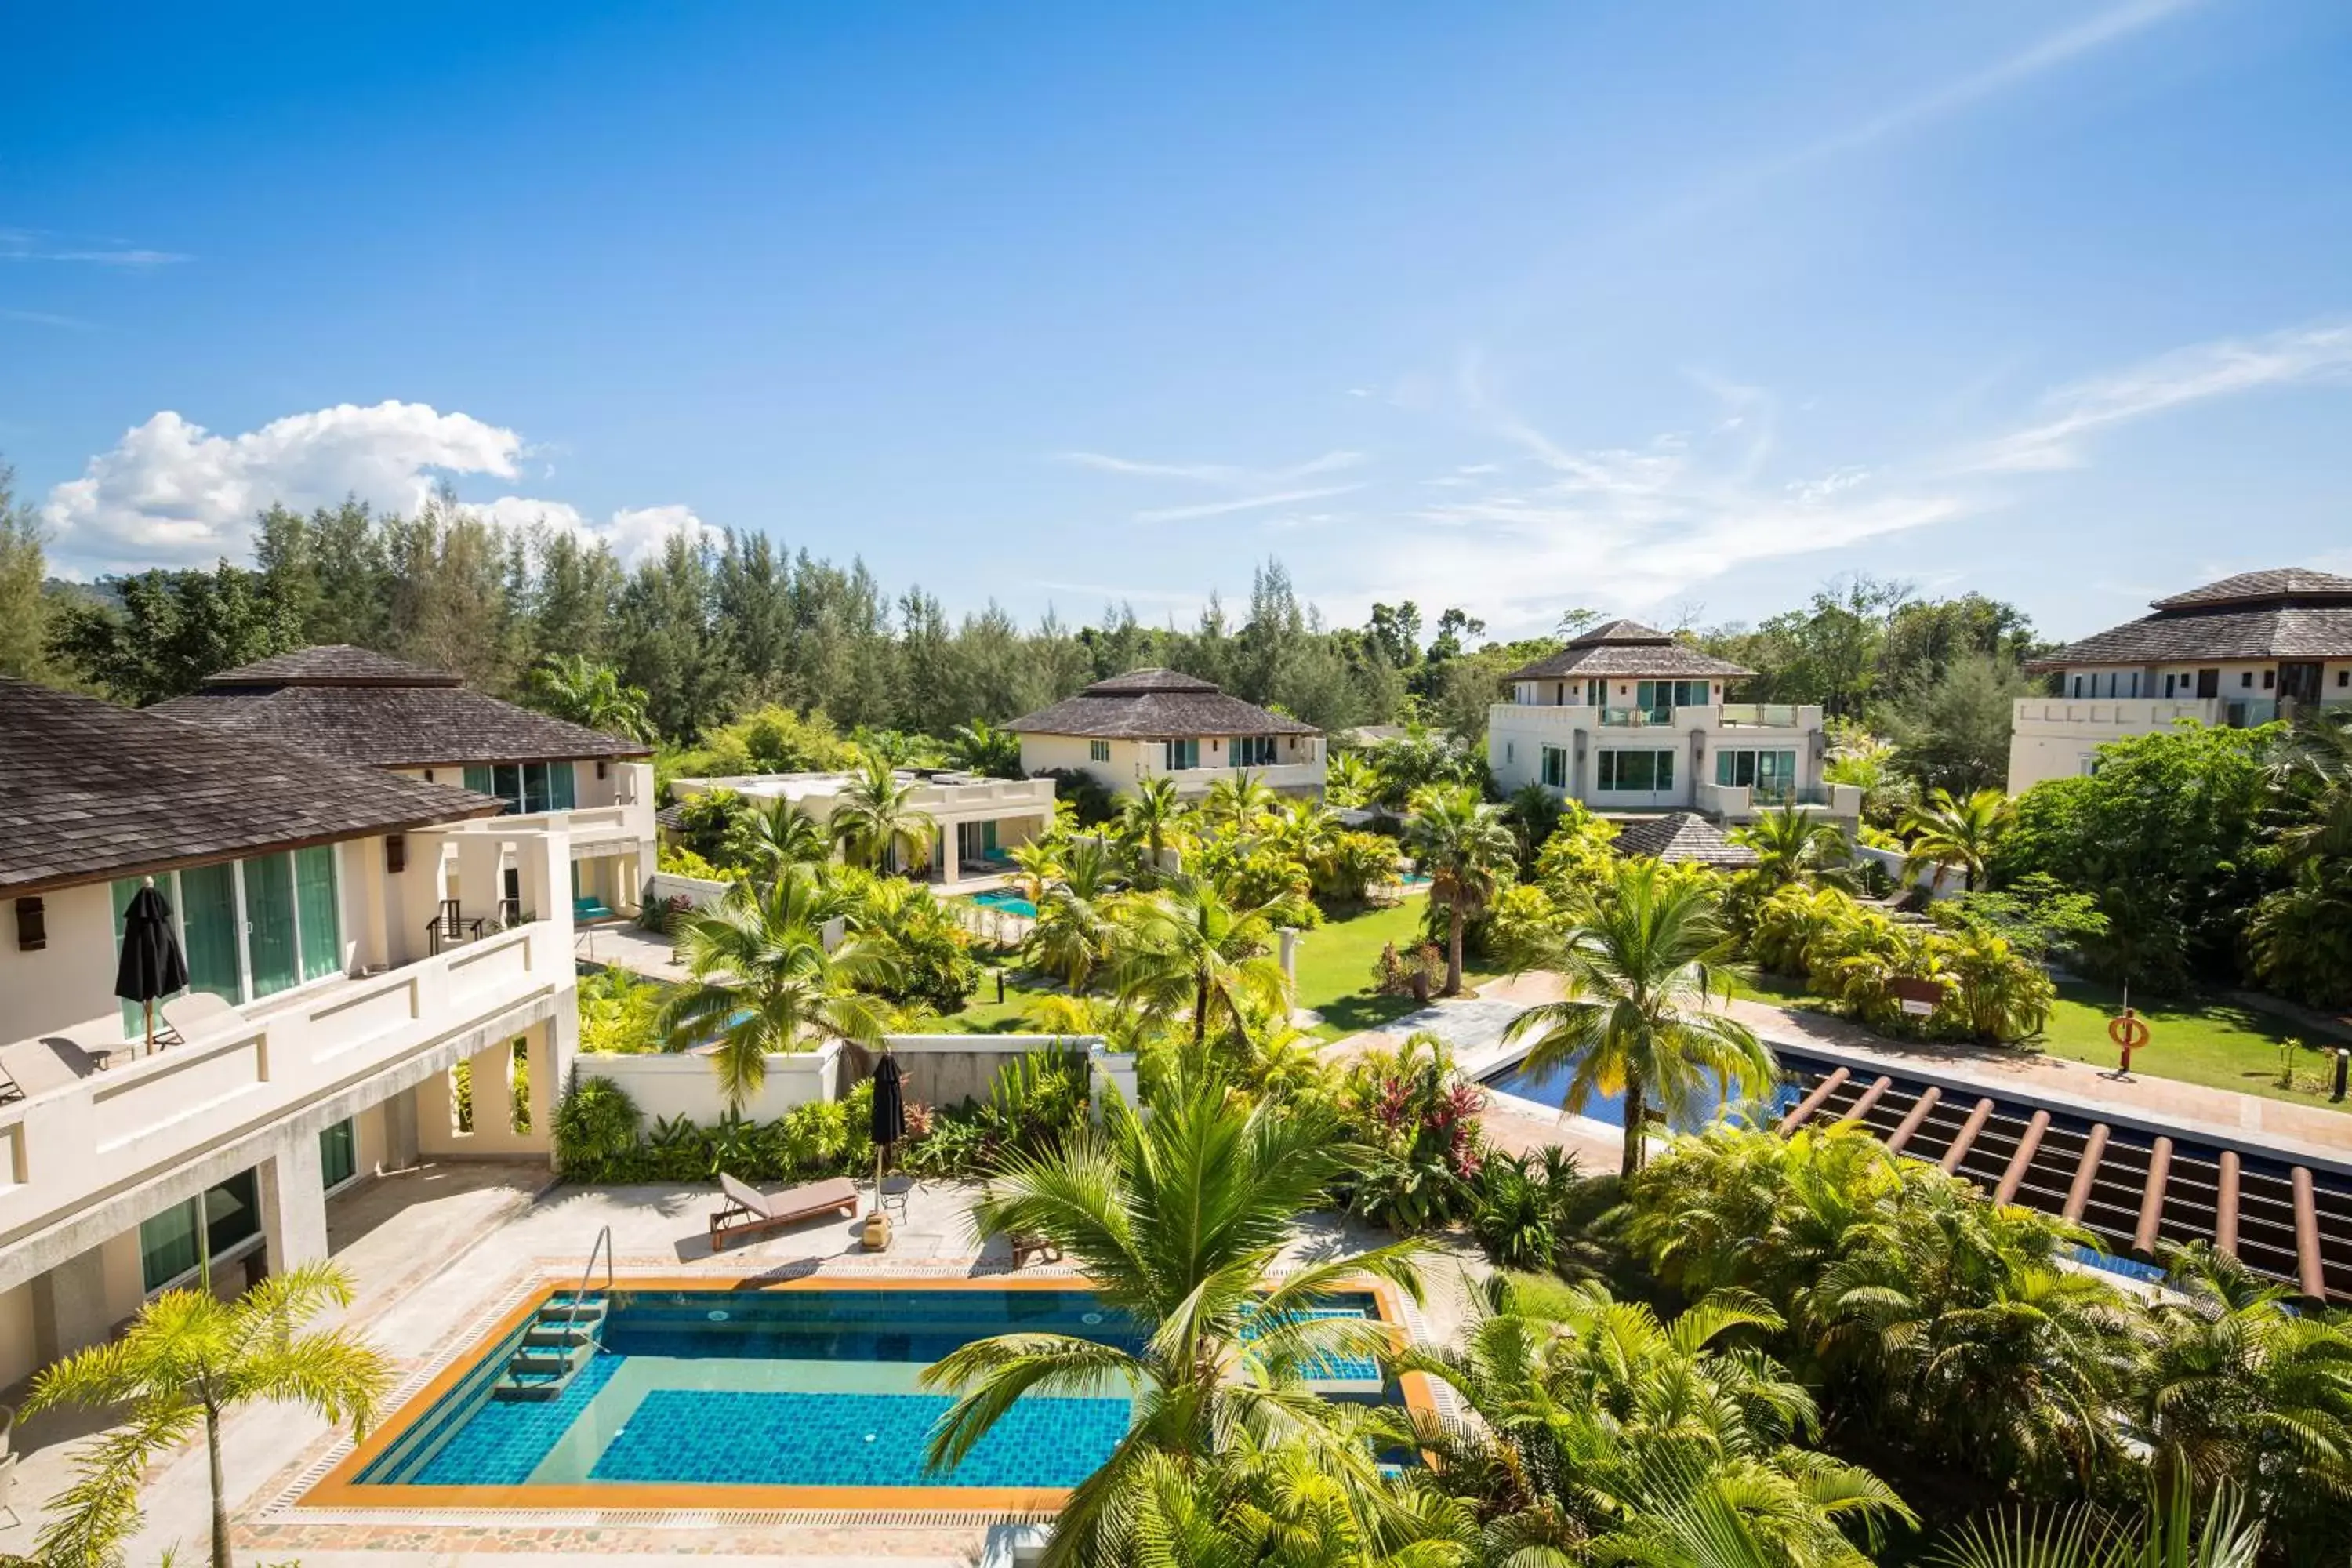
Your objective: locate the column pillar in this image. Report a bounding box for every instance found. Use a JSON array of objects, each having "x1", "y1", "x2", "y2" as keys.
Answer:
[
  {"x1": 259, "y1": 1132, "x2": 329, "y2": 1277},
  {"x1": 528, "y1": 1021, "x2": 561, "y2": 1166},
  {"x1": 31, "y1": 1243, "x2": 114, "y2": 1364},
  {"x1": 383, "y1": 1085, "x2": 421, "y2": 1171}
]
